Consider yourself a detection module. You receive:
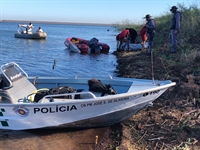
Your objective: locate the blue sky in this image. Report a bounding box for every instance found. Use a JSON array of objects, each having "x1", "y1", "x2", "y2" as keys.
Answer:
[{"x1": 0, "y1": 0, "x2": 199, "y2": 24}]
